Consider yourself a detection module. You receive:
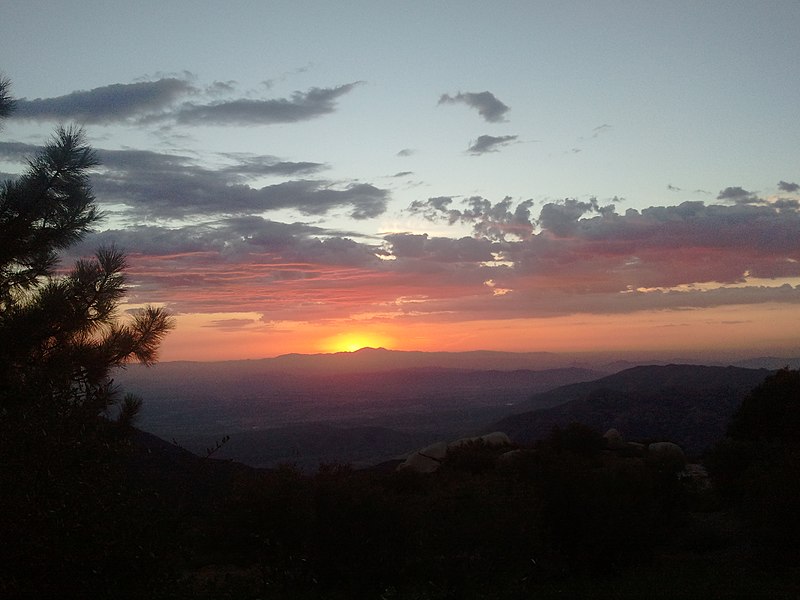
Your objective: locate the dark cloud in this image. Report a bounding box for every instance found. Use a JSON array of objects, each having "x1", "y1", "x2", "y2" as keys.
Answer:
[
  {"x1": 261, "y1": 181, "x2": 388, "y2": 220},
  {"x1": 538, "y1": 197, "x2": 617, "y2": 237},
  {"x1": 405, "y1": 193, "x2": 800, "y2": 287},
  {"x1": 667, "y1": 184, "x2": 681, "y2": 192},
  {"x1": 462, "y1": 197, "x2": 535, "y2": 241},
  {"x1": 717, "y1": 186, "x2": 762, "y2": 205},
  {"x1": 409, "y1": 196, "x2": 535, "y2": 241},
  {"x1": 408, "y1": 196, "x2": 461, "y2": 225},
  {"x1": 204, "y1": 318, "x2": 257, "y2": 331},
  {"x1": 63, "y1": 216, "x2": 384, "y2": 313},
  {"x1": 205, "y1": 80, "x2": 237, "y2": 96},
  {"x1": 778, "y1": 180, "x2": 799, "y2": 193},
  {"x1": 10, "y1": 78, "x2": 361, "y2": 127},
  {"x1": 380, "y1": 197, "x2": 800, "y2": 321},
  {"x1": 90, "y1": 147, "x2": 387, "y2": 219},
  {"x1": 438, "y1": 91, "x2": 510, "y2": 123},
  {"x1": 774, "y1": 198, "x2": 800, "y2": 210},
  {"x1": 591, "y1": 124, "x2": 612, "y2": 137},
  {"x1": 385, "y1": 233, "x2": 494, "y2": 263},
  {"x1": 13, "y1": 78, "x2": 195, "y2": 124},
  {"x1": 72, "y1": 216, "x2": 373, "y2": 264},
  {"x1": 59, "y1": 192, "x2": 800, "y2": 319},
  {"x1": 467, "y1": 134, "x2": 518, "y2": 155},
  {"x1": 520, "y1": 201, "x2": 800, "y2": 287},
  {"x1": 168, "y1": 82, "x2": 362, "y2": 126},
  {"x1": 396, "y1": 148, "x2": 414, "y2": 157},
  {"x1": 0, "y1": 140, "x2": 37, "y2": 161},
  {"x1": 216, "y1": 152, "x2": 325, "y2": 178},
  {"x1": 391, "y1": 171, "x2": 413, "y2": 178},
  {"x1": 2, "y1": 140, "x2": 385, "y2": 221}
]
